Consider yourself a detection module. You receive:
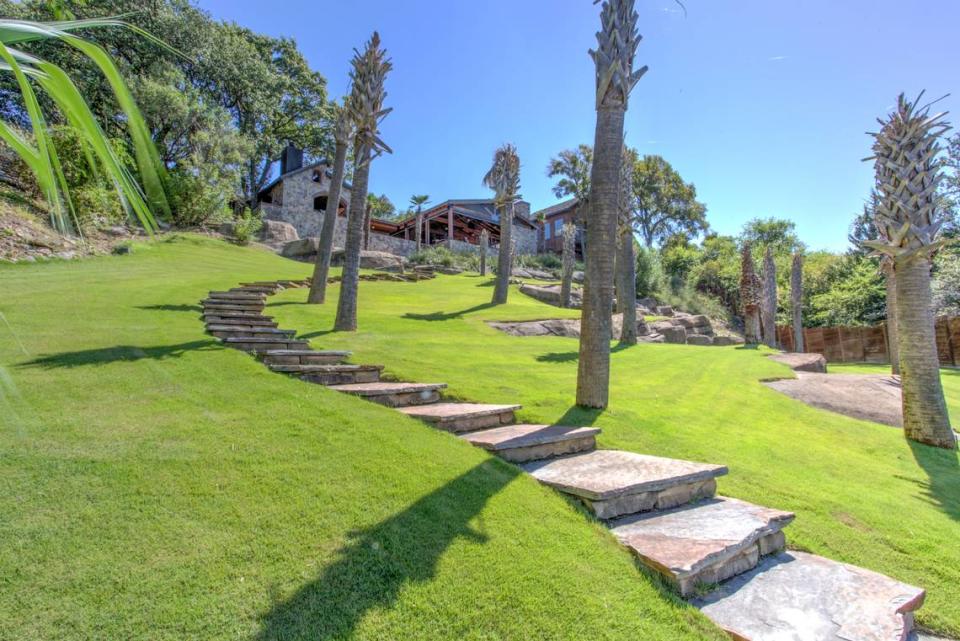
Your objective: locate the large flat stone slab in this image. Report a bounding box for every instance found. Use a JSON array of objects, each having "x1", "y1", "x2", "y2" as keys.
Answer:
[
  {"x1": 258, "y1": 349, "x2": 352, "y2": 366},
  {"x1": 695, "y1": 551, "x2": 925, "y2": 641},
  {"x1": 764, "y1": 371, "x2": 903, "y2": 427},
  {"x1": 329, "y1": 382, "x2": 446, "y2": 407},
  {"x1": 462, "y1": 424, "x2": 600, "y2": 463},
  {"x1": 521, "y1": 450, "x2": 727, "y2": 519},
  {"x1": 398, "y1": 402, "x2": 520, "y2": 433},
  {"x1": 769, "y1": 352, "x2": 828, "y2": 373},
  {"x1": 609, "y1": 497, "x2": 794, "y2": 596}
]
